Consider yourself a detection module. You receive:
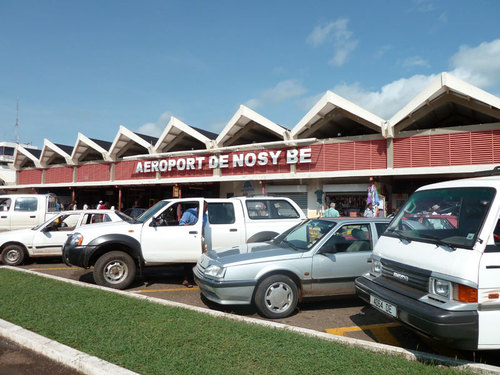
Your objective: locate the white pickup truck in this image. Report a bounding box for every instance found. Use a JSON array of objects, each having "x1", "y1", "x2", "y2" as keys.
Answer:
[
  {"x1": 0, "y1": 194, "x2": 58, "y2": 232},
  {"x1": 62, "y1": 196, "x2": 306, "y2": 289}
]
